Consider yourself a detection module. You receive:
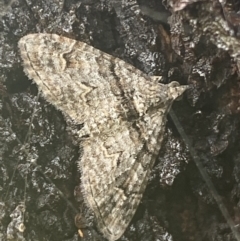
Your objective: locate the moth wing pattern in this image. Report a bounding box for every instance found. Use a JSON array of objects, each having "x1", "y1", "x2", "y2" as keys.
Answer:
[
  {"x1": 18, "y1": 34, "x2": 160, "y2": 133},
  {"x1": 80, "y1": 111, "x2": 164, "y2": 240},
  {"x1": 18, "y1": 33, "x2": 187, "y2": 241}
]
